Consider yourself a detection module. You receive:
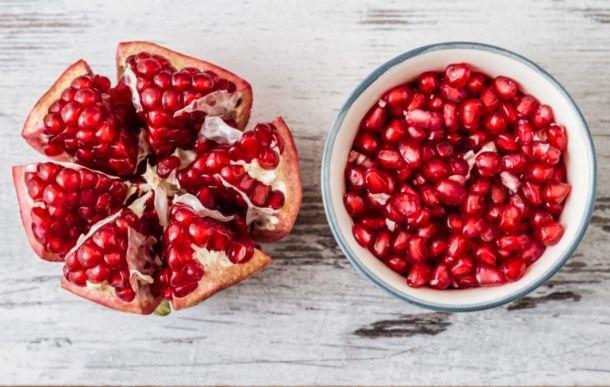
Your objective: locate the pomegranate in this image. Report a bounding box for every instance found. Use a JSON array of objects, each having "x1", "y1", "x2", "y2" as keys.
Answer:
[
  {"x1": 14, "y1": 42, "x2": 301, "y2": 314},
  {"x1": 345, "y1": 62, "x2": 570, "y2": 290}
]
